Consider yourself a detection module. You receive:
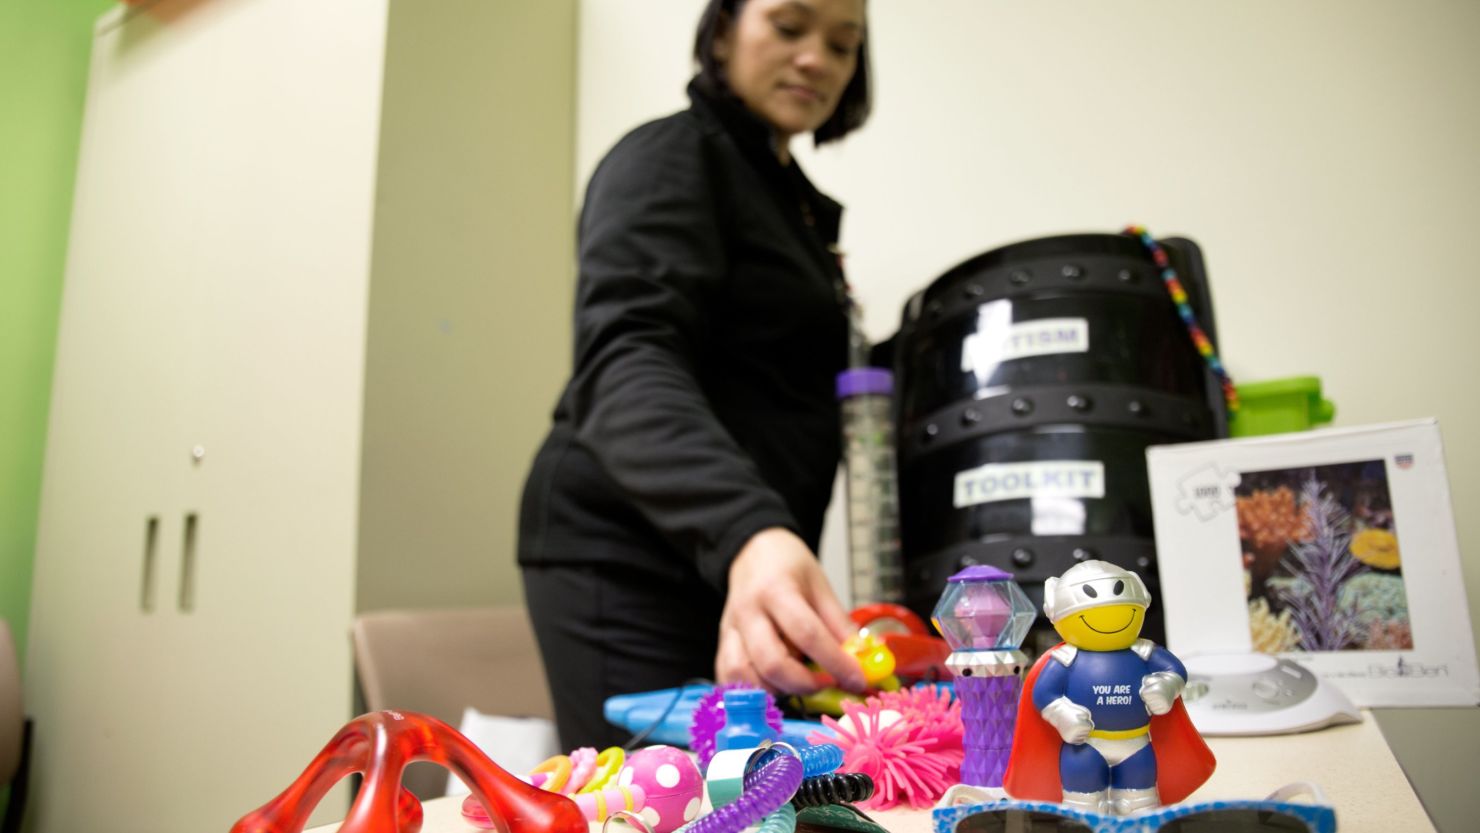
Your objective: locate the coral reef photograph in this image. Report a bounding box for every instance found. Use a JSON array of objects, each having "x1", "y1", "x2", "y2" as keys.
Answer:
[{"x1": 1235, "y1": 460, "x2": 1411, "y2": 652}]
